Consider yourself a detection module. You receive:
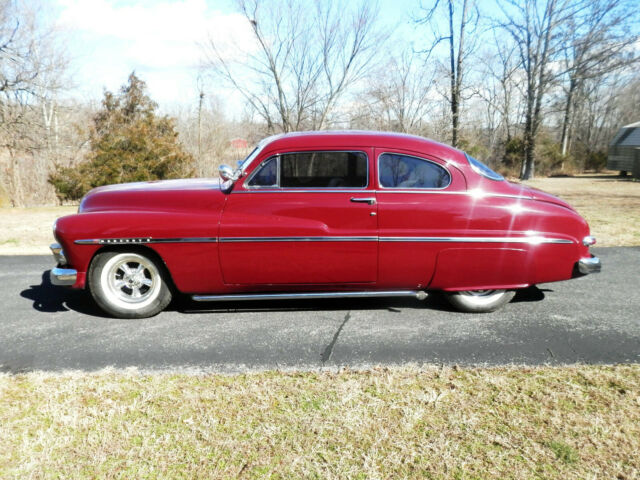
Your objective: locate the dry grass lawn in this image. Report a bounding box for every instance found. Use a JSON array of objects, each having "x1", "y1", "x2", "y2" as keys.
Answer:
[
  {"x1": 1, "y1": 365, "x2": 638, "y2": 479},
  {"x1": 0, "y1": 174, "x2": 637, "y2": 255},
  {"x1": 523, "y1": 174, "x2": 640, "y2": 247},
  {"x1": 0, "y1": 206, "x2": 77, "y2": 255}
]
